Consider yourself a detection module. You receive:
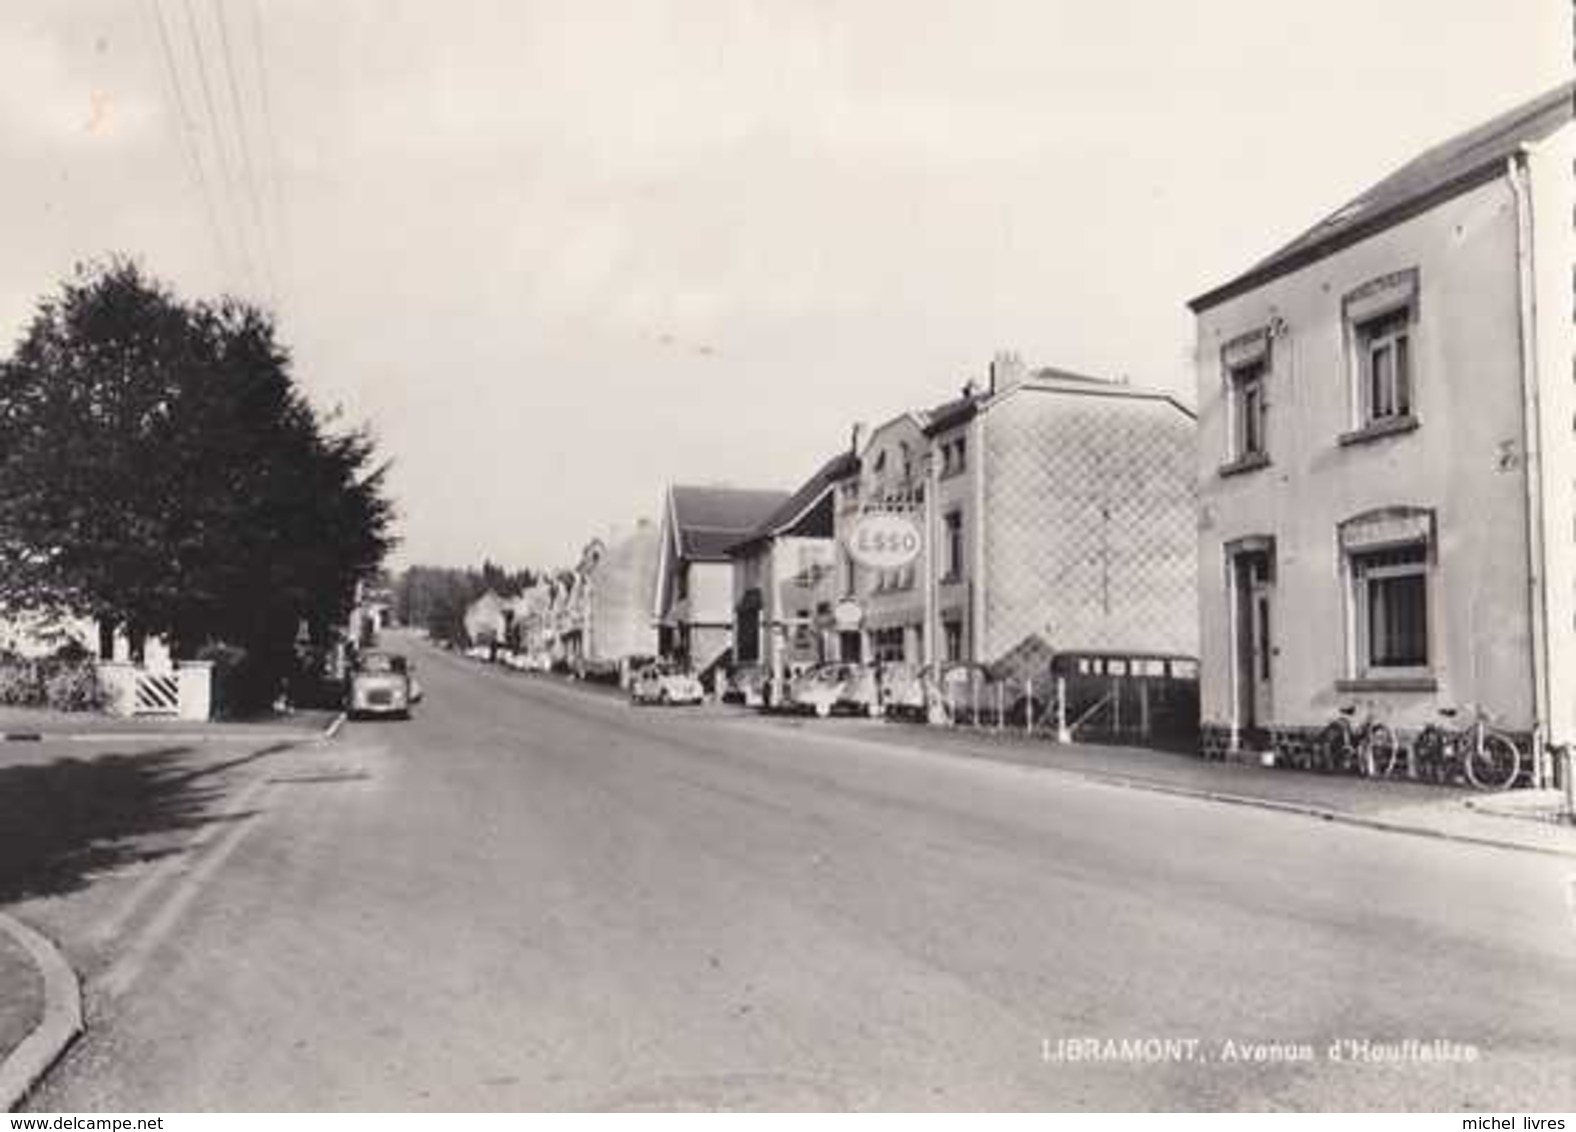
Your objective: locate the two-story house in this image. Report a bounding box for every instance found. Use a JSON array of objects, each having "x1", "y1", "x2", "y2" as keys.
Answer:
[
  {"x1": 1189, "y1": 82, "x2": 1574, "y2": 778},
  {"x1": 654, "y1": 484, "x2": 790, "y2": 673},
  {"x1": 836, "y1": 412, "x2": 930, "y2": 667},
  {"x1": 727, "y1": 451, "x2": 859, "y2": 694},
  {"x1": 562, "y1": 520, "x2": 661, "y2": 680}
]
